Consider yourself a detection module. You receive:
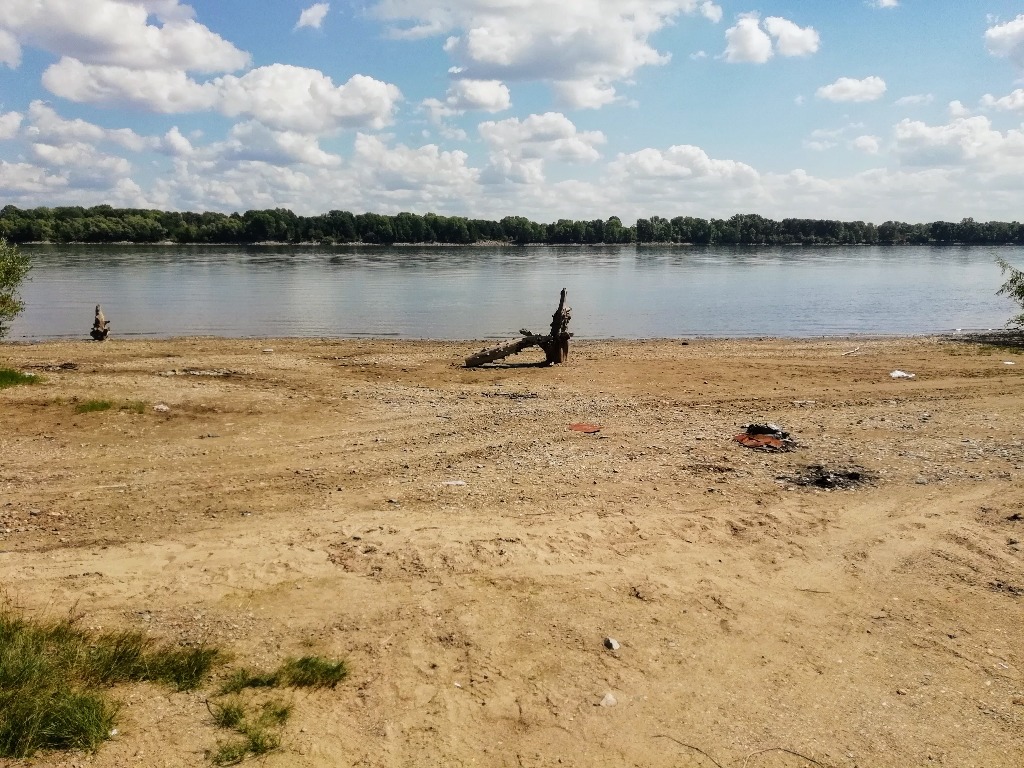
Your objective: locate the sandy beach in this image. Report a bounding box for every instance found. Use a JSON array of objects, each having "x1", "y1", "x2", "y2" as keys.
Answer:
[{"x1": 1, "y1": 335, "x2": 1022, "y2": 767}]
